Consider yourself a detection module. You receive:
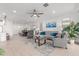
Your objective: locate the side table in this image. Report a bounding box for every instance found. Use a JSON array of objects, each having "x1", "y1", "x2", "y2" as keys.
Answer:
[{"x1": 35, "y1": 35, "x2": 46, "y2": 46}]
